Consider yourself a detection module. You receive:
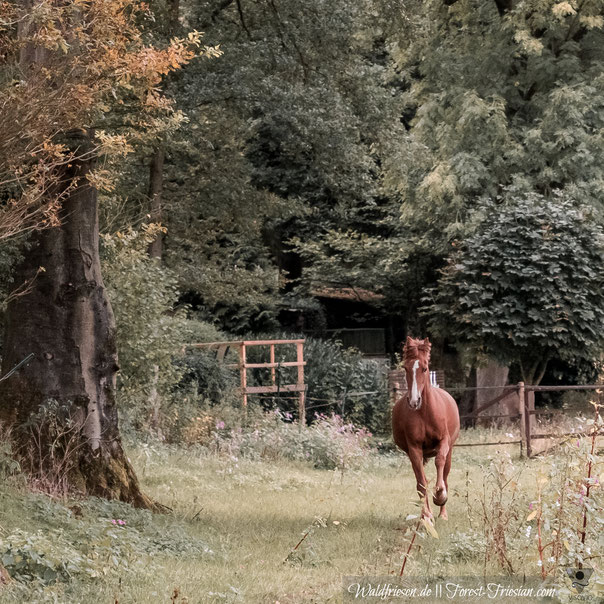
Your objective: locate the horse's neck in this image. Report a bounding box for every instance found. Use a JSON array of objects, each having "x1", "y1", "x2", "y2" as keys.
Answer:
[{"x1": 421, "y1": 381, "x2": 436, "y2": 410}]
